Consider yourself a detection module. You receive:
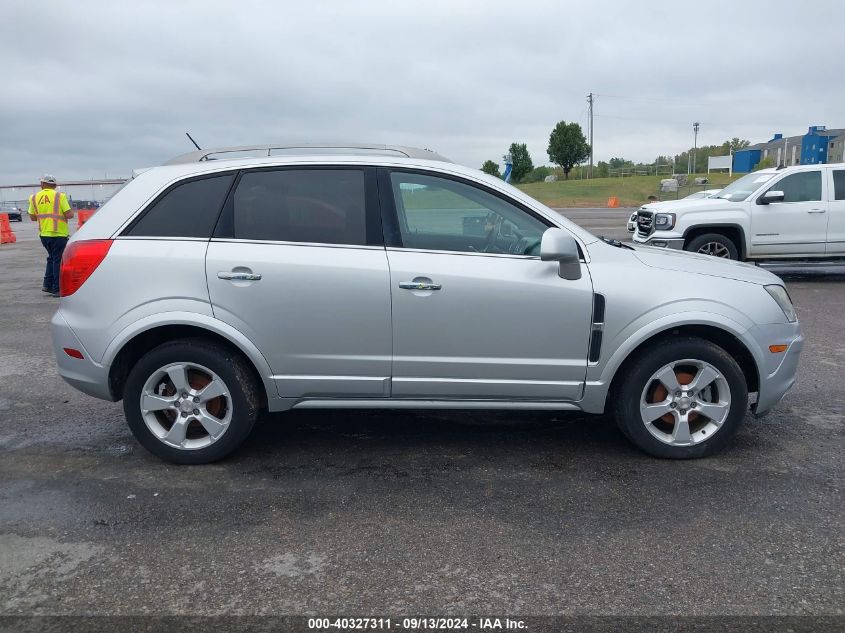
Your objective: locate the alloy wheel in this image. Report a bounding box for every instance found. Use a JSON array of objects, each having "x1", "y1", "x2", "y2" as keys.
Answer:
[
  {"x1": 697, "y1": 241, "x2": 731, "y2": 258},
  {"x1": 639, "y1": 359, "x2": 731, "y2": 447},
  {"x1": 140, "y1": 362, "x2": 233, "y2": 450}
]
